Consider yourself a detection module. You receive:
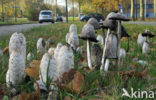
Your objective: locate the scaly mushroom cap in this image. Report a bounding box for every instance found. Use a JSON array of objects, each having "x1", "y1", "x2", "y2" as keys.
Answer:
[
  {"x1": 37, "y1": 38, "x2": 46, "y2": 55},
  {"x1": 9, "y1": 32, "x2": 26, "y2": 55},
  {"x1": 108, "y1": 12, "x2": 130, "y2": 21},
  {"x1": 102, "y1": 20, "x2": 117, "y2": 30},
  {"x1": 87, "y1": 18, "x2": 100, "y2": 30},
  {"x1": 68, "y1": 31, "x2": 79, "y2": 50},
  {"x1": 121, "y1": 25, "x2": 130, "y2": 38},
  {"x1": 69, "y1": 24, "x2": 77, "y2": 33},
  {"x1": 142, "y1": 30, "x2": 155, "y2": 38},
  {"x1": 79, "y1": 24, "x2": 98, "y2": 42}
]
